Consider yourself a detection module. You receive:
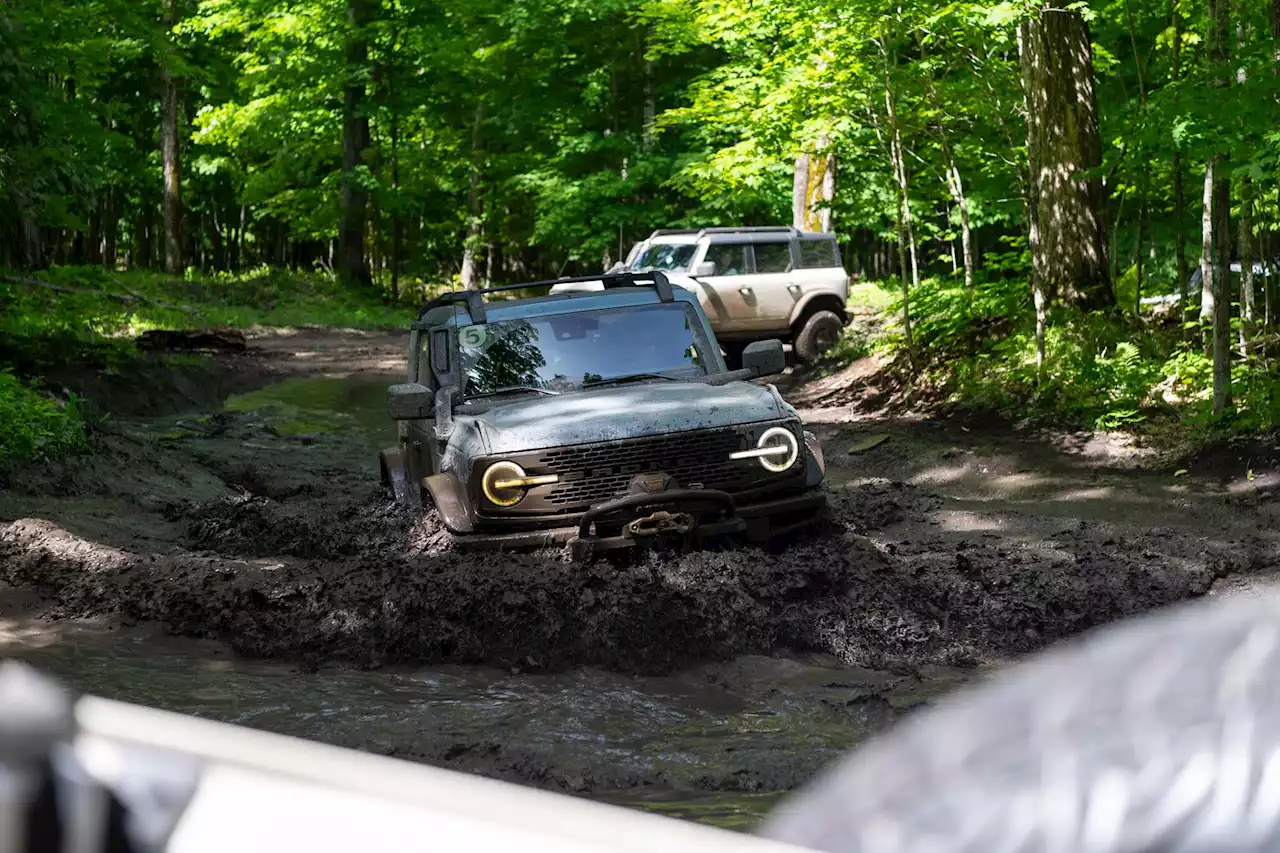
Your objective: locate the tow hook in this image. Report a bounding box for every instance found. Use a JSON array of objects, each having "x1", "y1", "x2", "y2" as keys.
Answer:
[{"x1": 623, "y1": 510, "x2": 696, "y2": 539}]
